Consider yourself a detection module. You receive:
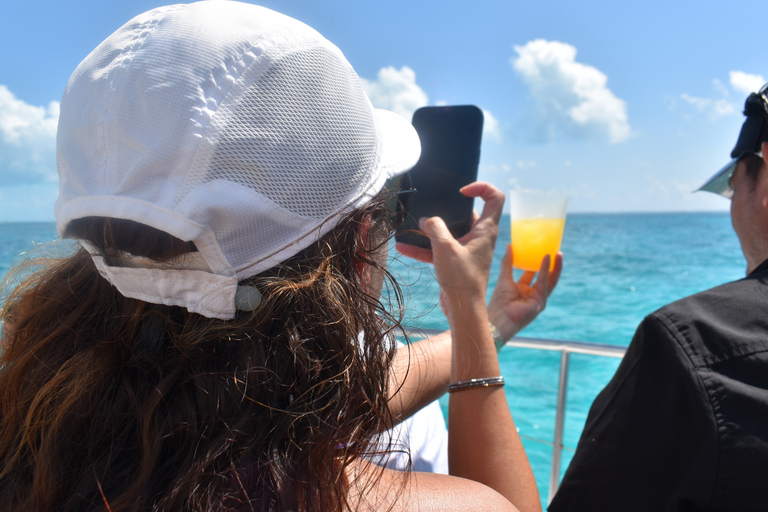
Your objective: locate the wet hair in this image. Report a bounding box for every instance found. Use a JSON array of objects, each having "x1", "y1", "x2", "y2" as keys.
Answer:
[{"x1": 0, "y1": 197, "x2": 404, "y2": 512}]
